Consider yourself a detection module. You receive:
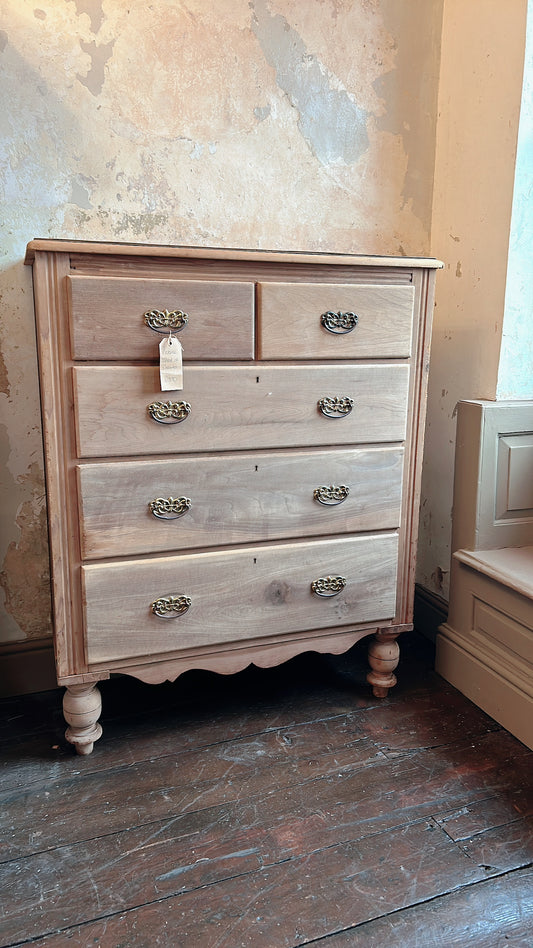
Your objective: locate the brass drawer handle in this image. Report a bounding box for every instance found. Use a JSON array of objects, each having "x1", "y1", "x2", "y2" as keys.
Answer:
[
  {"x1": 317, "y1": 396, "x2": 354, "y2": 418},
  {"x1": 148, "y1": 400, "x2": 191, "y2": 424},
  {"x1": 313, "y1": 485, "x2": 350, "y2": 506},
  {"x1": 149, "y1": 496, "x2": 192, "y2": 520},
  {"x1": 311, "y1": 576, "x2": 346, "y2": 597},
  {"x1": 151, "y1": 595, "x2": 191, "y2": 618},
  {"x1": 321, "y1": 311, "x2": 358, "y2": 334},
  {"x1": 144, "y1": 309, "x2": 189, "y2": 333}
]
